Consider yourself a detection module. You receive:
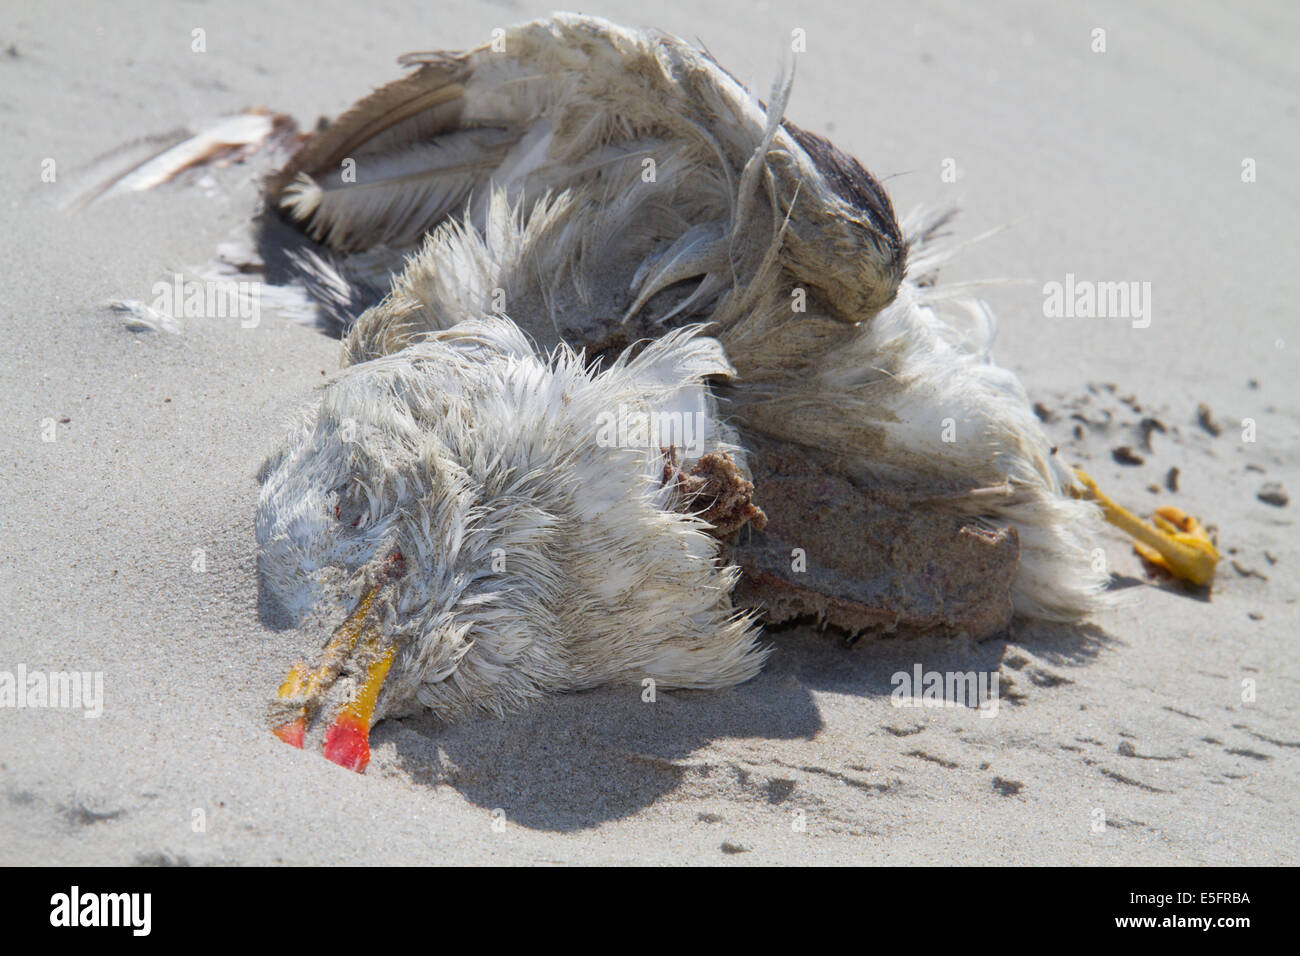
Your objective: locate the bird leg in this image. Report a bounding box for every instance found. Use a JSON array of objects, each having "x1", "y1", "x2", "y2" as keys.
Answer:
[
  {"x1": 270, "y1": 549, "x2": 406, "y2": 771},
  {"x1": 1071, "y1": 469, "x2": 1219, "y2": 586}
]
